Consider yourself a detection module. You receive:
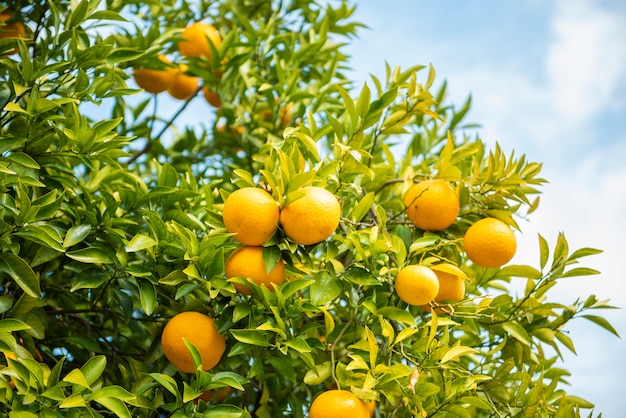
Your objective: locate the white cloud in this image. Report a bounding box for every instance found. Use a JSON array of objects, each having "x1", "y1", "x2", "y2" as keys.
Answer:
[{"x1": 547, "y1": 0, "x2": 626, "y2": 120}]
